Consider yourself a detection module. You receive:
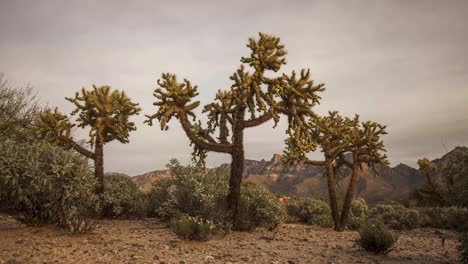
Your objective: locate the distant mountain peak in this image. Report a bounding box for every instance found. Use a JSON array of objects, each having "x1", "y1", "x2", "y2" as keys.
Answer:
[{"x1": 271, "y1": 154, "x2": 283, "y2": 163}]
